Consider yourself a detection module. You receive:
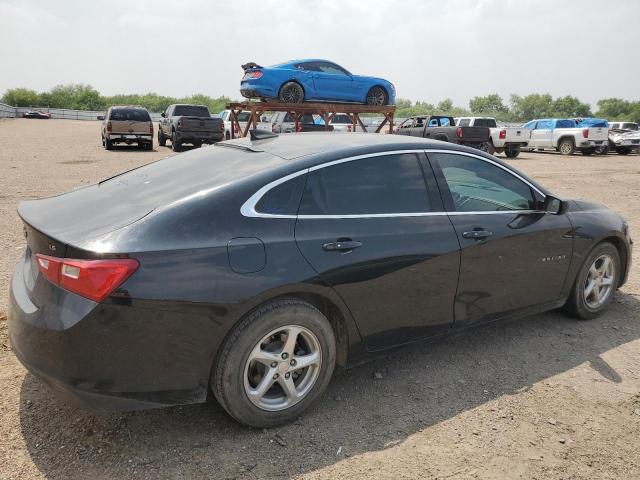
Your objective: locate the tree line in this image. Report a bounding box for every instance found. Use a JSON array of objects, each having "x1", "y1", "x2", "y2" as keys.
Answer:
[{"x1": 2, "y1": 84, "x2": 639, "y2": 123}]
